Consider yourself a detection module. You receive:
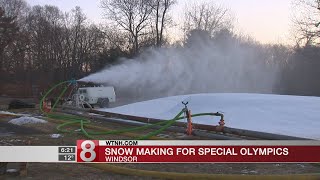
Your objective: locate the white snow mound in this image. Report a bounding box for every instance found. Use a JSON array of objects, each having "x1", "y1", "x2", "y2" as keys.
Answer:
[
  {"x1": 99, "y1": 93, "x2": 320, "y2": 140},
  {"x1": 0, "y1": 111, "x2": 17, "y2": 115},
  {"x1": 9, "y1": 116, "x2": 47, "y2": 125},
  {"x1": 0, "y1": 111, "x2": 26, "y2": 116}
]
